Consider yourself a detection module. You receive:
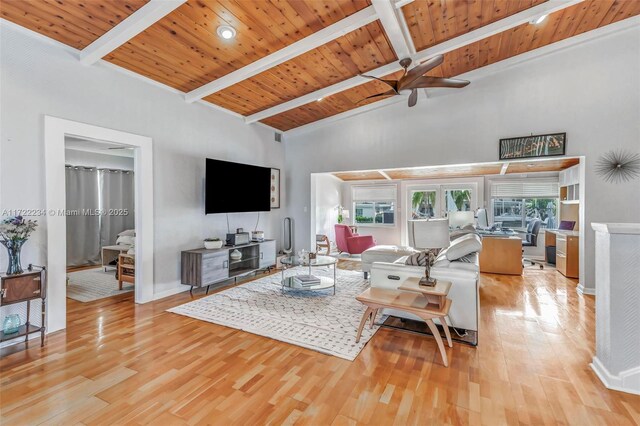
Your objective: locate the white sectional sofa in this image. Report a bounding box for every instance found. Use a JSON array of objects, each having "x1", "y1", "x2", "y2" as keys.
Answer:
[{"x1": 362, "y1": 239, "x2": 481, "y2": 337}]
